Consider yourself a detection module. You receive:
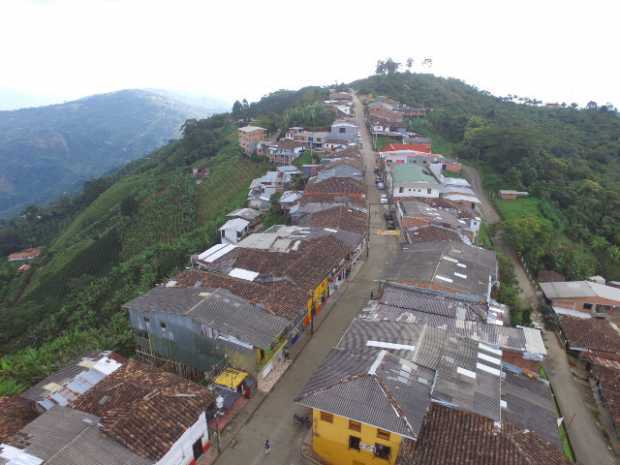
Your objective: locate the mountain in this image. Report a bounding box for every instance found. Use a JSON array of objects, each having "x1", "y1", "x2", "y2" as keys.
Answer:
[
  {"x1": 0, "y1": 89, "x2": 215, "y2": 217},
  {"x1": 0, "y1": 89, "x2": 61, "y2": 111}
]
